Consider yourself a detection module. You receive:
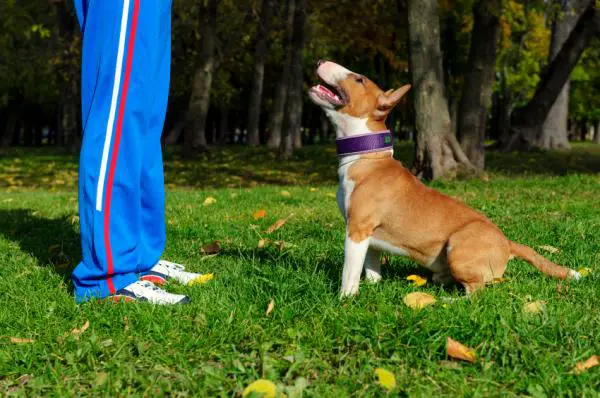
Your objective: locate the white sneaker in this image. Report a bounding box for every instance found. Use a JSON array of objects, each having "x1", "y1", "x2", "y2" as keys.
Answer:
[
  {"x1": 141, "y1": 260, "x2": 213, "y2": 286},
  {"x1": 112, "y1": 280, "x2": 190, "y2": 305}
]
